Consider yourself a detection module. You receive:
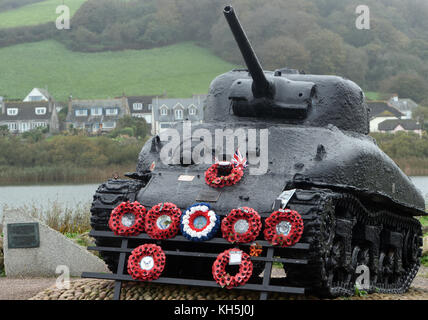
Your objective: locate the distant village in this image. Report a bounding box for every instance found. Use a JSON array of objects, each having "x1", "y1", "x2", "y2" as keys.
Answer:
[
  {"x1": 0, "y1": 88, "x2": 206, "y2": 136},
  {"x1": 0, "y1": 88, "x2": 424, "y2": 137},
  {"x1": 368, "y1": 95, "x2": 424, "y2": 135}
]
